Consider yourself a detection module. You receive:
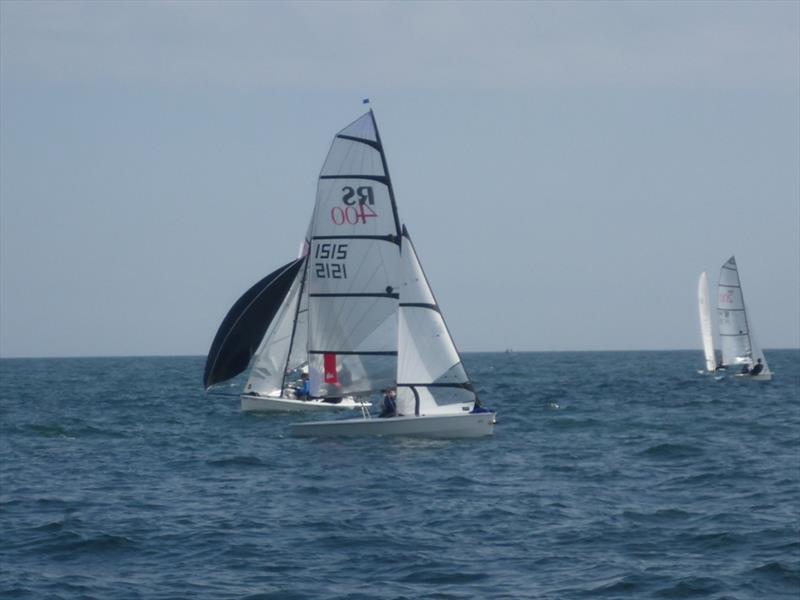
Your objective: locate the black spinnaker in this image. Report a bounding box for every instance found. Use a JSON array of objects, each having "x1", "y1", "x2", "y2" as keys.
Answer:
[{"x1": 203, "y1": 257, "x2": 305, "y2": 390}]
